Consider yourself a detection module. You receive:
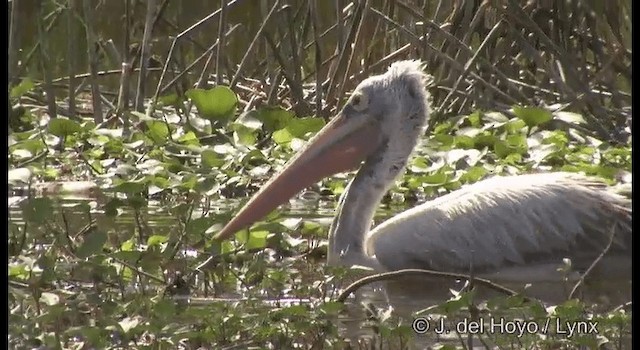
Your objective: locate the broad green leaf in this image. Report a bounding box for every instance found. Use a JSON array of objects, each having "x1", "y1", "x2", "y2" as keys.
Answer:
[
  {"x1": 494, "y1": 140, "x2": 510, "y2": 158},
  {"x1": 149, "y1": 175, "x2": 170, "y2": 190},
  {"x1": 279, "y1": 305, "x2": 308, "y2": 316},
  {"x1": 186, "y1": 217, "x2": 213, "y2": 238},
  {"x1": 466, "y1": 111, "x2": 482, "y2": 127},
  {"x1": 10, "y1": 139, "x2": 46, "y2": 155},
  {"x1": 113, "y1": 180, "x2": 147, "y2": 194},
  {"x1": 231, "y1": 124, "x2": 258, "y2": 146},
  {"x1": 178, "y1": 173, "x2": 198, "y2": 190},
  {"x1": 460, "y1": 166, "x2": 487, "y2": 183},
  {"x1": 432, "y1": 134, "x2": 455, "y2": 148},
  {"x1": 512, "y1": 106, "x2": 553, "y2": 127},
  {"x1": 8, "y1": 263, "x2": 28, "y2": 278},
  {"x1": 76, "y1": 231, "x2": 107, "y2": 258},
  {"x1": 409, "y1": 156, "x2": 430, "y2": 172},
  {"x1": 246, "y1": 230, "x2": 269, "y2": 250},
  {"x1": 241, "y1": 149, "x2": 267, "y2": 164},
  {"x1": 87, "y1": 134, "x2": 110, "y2": 147},
  {"x1": 144, "y1": 120, "x2": 170, "y2": 145},
  {"x1": 504, "y1": 119, "x2": 527, "y2": 133},
  {"x1": 41, "y1": 168, "x2": 61, "y2": 180},
  {"x1": 10, "y1": 78, "x2": 34, "y2": 99},
  {"x1": 48, "y1": 118, "x2": 82, "y2": 137},
  {"x1": 186, "y1": 86, "x2": 238, "y2": 120},
  {"x1": 147, "y1": 234, "x2": 169, "y2": 246},
  {"x1": 220, "y1": 240, "x2": 235, "y2": 254},
  {"x1": 543, "y1": 130, "x2": 569, "y2": 147},
  {"x1": 432, "y1": 121, "x2": 454, "y2": 135},
  {"x1": 178, "y1": 131, "x2": 200, "y2": 146},
  {"x1": 272, "y1": 128, "x2": 294, "y2": 144},
  {"x1": 454, "y1": 135, "x2": 475, "y2": 149},
  {"x1": 201, "y1": 149, "x2": 225, "y2": 169},
  {"x1": 273, "y1": 117, "x2": 325, "y2": 145},
  {"x1": 506, "y1": 134, "x2": 528, "y2": 152},
  {"x1": 300, "y1": 221, "x2": 322, "y2": 236},
  {"x1": 422, "y1": 171, "x2": 450, "y2": 185},
  {"x1": 552, "y1": 299, "x2": 585, "y2": 319},
  {"x1": 503, "y1": 153, "x2": 522, "y2": 164},
  {"x1": 286, "y1": 117, "x2": 326, "y2": 138},
  {"x1": 254, "y1": 106, "x2": 294, "y2": 131},
  {"x1": 158, "y1": 93, "x2": 181, "y2": 107}
]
